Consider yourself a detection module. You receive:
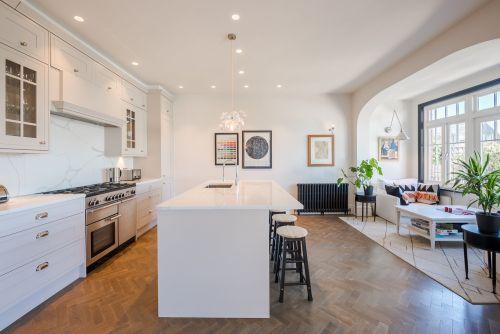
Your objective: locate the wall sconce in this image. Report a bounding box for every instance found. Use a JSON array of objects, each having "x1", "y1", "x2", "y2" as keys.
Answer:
[
  {"x1": 328, "y1": 124, "x2": 335, "y2": 134},
  {"x1": 384, "y1": 110, "x2": 409, "y2": 141}
]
